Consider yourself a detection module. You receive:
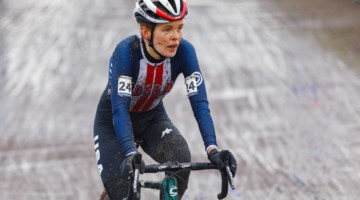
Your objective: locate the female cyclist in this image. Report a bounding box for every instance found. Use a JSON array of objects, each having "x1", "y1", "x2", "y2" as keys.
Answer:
[{"x1": 93, "y1": 0, "x2": 237, "y2": 199}]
